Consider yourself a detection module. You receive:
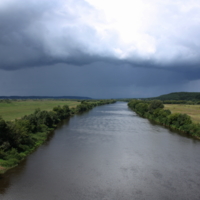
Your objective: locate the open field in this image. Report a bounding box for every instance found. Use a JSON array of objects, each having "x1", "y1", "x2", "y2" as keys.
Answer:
[
  {"x1": 164, "y1": 104, "x2": 200, "y2": 124},
  {"x1": 0, "y1": 100, "x2": 80, "y2": 121}
]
